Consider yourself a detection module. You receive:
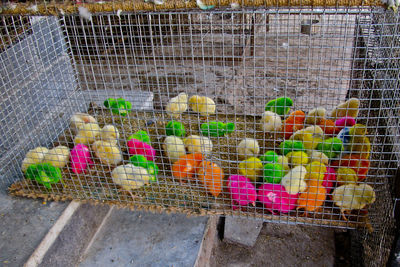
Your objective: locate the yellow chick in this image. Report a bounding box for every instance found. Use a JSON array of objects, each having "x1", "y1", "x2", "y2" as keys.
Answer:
[
  {"x1": 74, "y1": 123, "x2": 101, "y2": 145},
  {"x1": 349, "y1": 124, "x2": 371, "y2": 159},
  {"x1": 290, "y1": 125, "x2": 324, "y2": 150},
  {"x1": 42, "y1": 146, "x2": 70, "y2": 168},
  {"x1": 166, "y1": 93, "x2": 188, "y2": 118},
  {"x1": 238, "y1": 157, "x2": 263, "y2": 181},
  {"x1": 332, "y1": 183, "x2": 375, "y2": 220},
  {"x1": 70, "y1": 112, "x2": 97, "y2": 133},
  {"x1": 336, "y1": 167, "x2": 358, "y2": 185},
  {"x1": 306, "y1": 107, "x2": 326, "y2": 124},
  {"x1": 307, "y1": 150, "x2": 329, "y2": 165},
  {"x1": 183, "y1": 135, "x2": 213, "y2": 154},
  {"x1": 21, "y1": 147, "x2": 49, "y2": 172},
  {"x1": 99, "y1": 125, "x2": 120, "y2": 145},
  {"x1": 237, "y1": 138, "x2": 260, "y2": 159},
  {"x1": 92, "y1": 141, "x2": 122, "y2": 165},
  {"x1": 163, "y1": 136, "x2": 186, "y2": 162},
  {"x1": 305, "y1": 161, "x2": 327, "y2": 183},
  {"x1": 111, "y1": 164, "x2": 151, "y2": 200},
  {"x1": 286, "y1": 151, "x2": 309, "y2": 166},
  {"x1": 277, "y1": 155, "x2": 290, "y2": 171},
  {"x1": 189, "y1": 95, "x2": 216, "y2": 116},
  {"x1": 331, "y1": 98, "x2": 360, "y2": 119},
  {"x1": 260, "y1": 111, "x2": 282, "y2": 132},
  {"x1": 281, "y1": 165, "x2": 307, "y2": 195}
]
